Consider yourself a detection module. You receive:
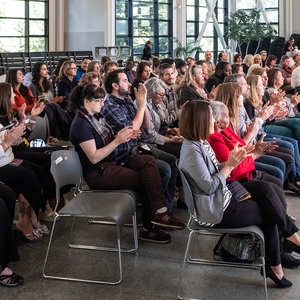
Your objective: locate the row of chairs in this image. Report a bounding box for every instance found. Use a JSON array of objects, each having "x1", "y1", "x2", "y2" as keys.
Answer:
[
  {"x1": 0, "y1": 50, "x2": 93, "y2": 75},
  {"x1": 43, "y1": 150, "x2": 268, "y2": 299}
]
